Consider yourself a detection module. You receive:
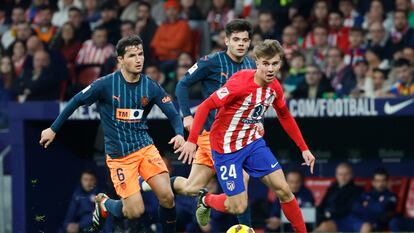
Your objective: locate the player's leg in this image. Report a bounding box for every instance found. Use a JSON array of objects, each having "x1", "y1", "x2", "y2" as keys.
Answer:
[
  {"x1": 244, "y1": 139, "x2": 306, "y2": 232},
  {"x1": 173, "y1": 164, "x2": 215, "y2": 196},
  {"x1": 140, "y1": 145, "x2": 176, "y2": 233},
  {"x1": 93, "y1": 153, "x2": 144, "y2": 230},
  {"x1": 195, "y1": 146, "x2": 248, "y2": 226},
  {"x1": 261, "y1": 171, "x2": 306, "y2": 233}
]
